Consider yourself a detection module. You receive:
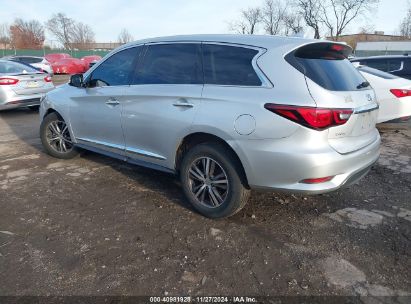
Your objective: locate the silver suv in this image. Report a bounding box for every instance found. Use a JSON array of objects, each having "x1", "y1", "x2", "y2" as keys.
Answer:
[{"x1": 39, "y1": 35, "x2": 380, "y2": 218}]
